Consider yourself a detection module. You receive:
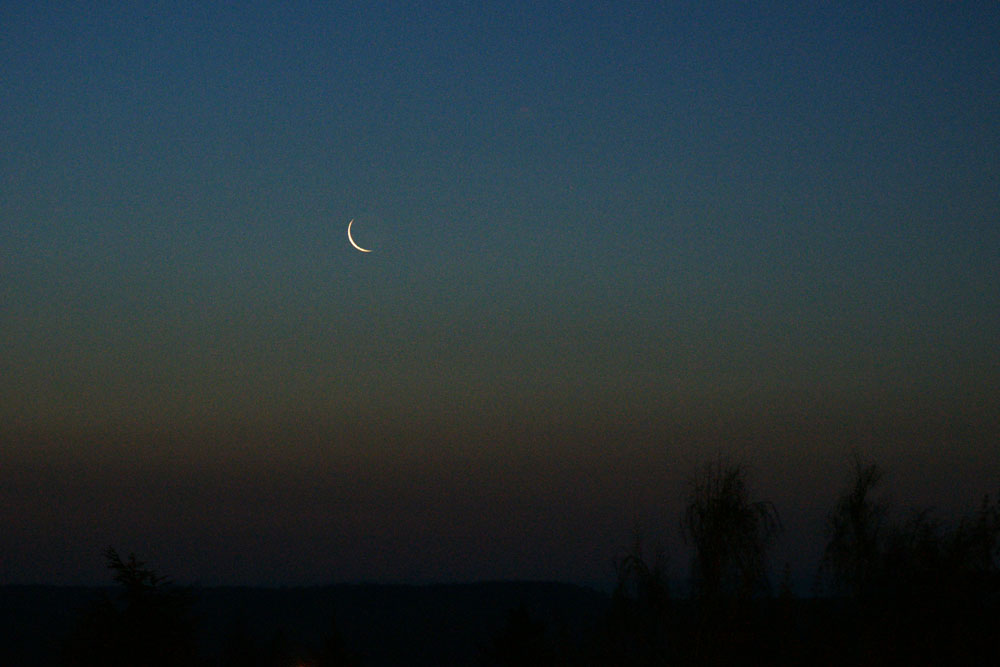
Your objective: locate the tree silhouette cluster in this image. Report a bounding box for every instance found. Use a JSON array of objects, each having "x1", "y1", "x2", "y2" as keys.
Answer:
[
  {"x1": 590, "y1": 457, "x2": 784, "y2": 665},
  {"x1": 587, "y1": 455, "x2": 1000, "y2": 665},
  {"x1": 55, "y1": 457, "x2": 999, "y2": 666},
  {"x1": 818, "y1": 456, "x2": 1000, "y2": 664}
]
